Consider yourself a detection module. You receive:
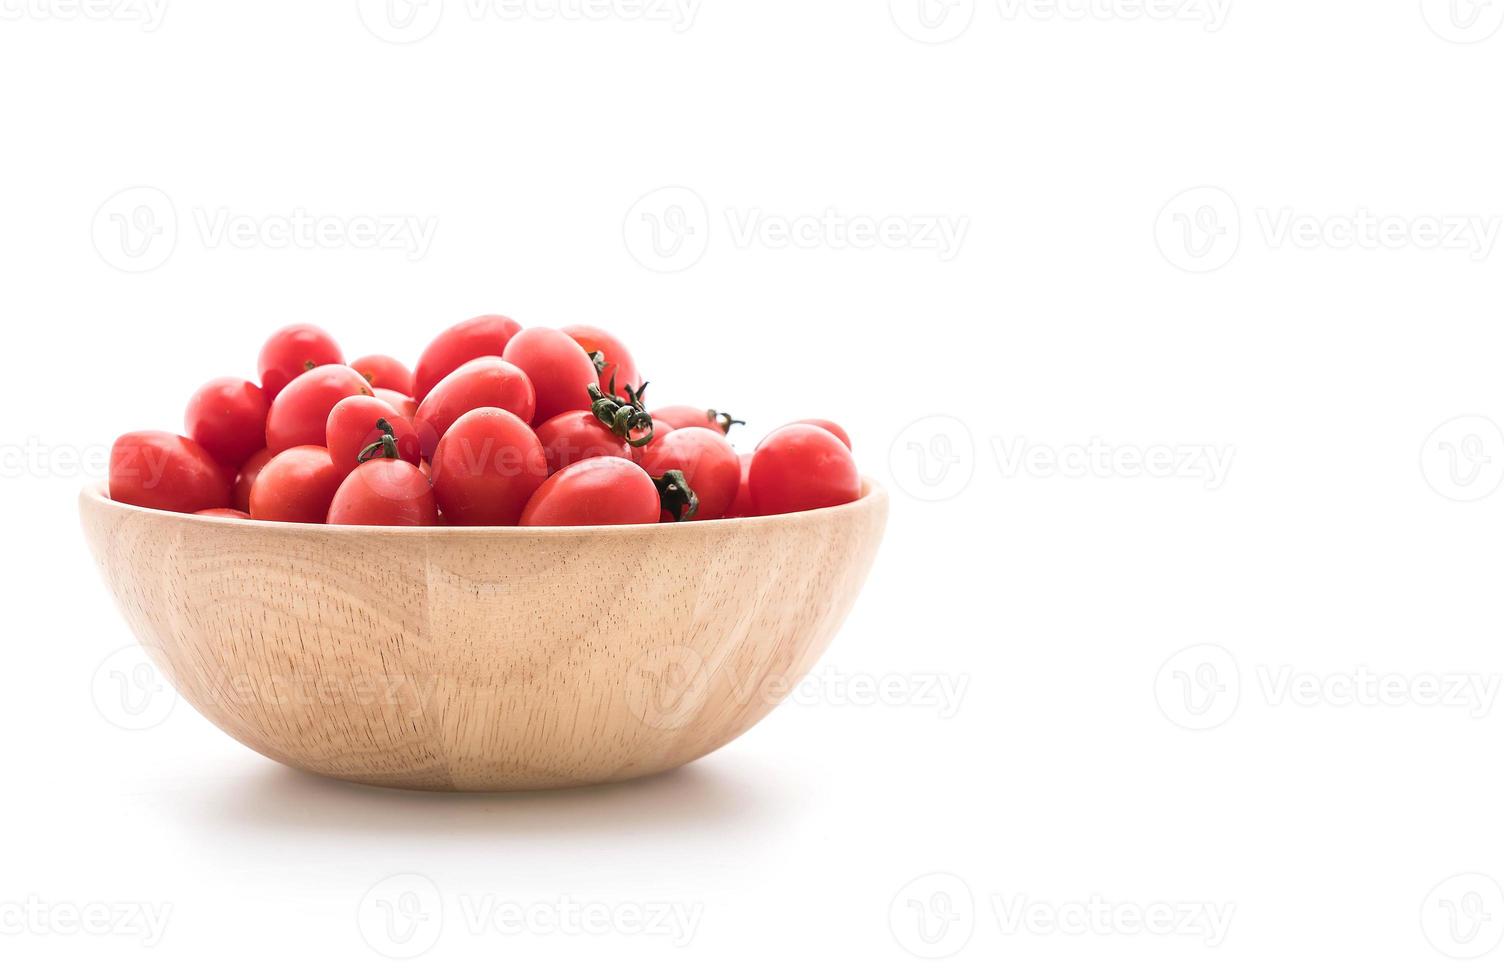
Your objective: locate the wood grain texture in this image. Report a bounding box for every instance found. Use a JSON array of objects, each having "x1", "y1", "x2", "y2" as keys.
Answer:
[{"x1": 79, "y1": 481, "x2": 887, "y2": 791}]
